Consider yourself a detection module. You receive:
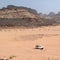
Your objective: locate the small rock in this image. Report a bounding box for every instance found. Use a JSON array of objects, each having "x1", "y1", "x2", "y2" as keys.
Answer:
[{"x1": 0, "y1": 59, "x2": 4, "y2": 60}]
